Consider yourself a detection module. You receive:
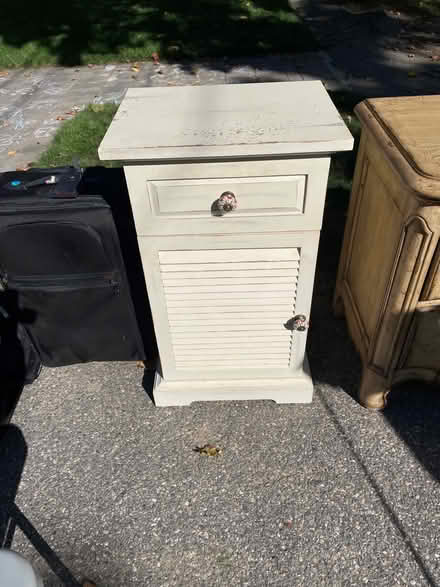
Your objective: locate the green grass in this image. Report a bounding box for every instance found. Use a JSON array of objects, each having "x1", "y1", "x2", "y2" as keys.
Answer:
[
  {"x1": 37, "y1": 104, "x2": 119, "y2": 168},
  {"x1": 0, "y1": 0, "x2": 316, "y2": 68}
]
